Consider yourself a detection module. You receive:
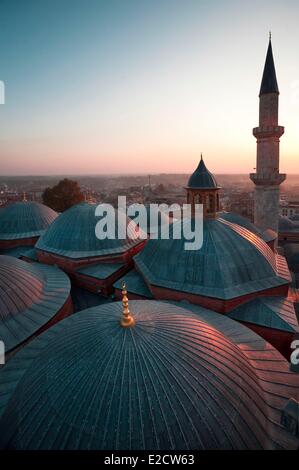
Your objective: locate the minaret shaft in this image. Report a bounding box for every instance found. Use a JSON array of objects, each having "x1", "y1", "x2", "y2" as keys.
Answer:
[{"x1": 249, "y1": 39, "x2": 285, "y2": 234}]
